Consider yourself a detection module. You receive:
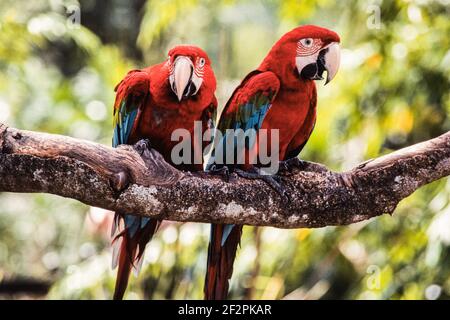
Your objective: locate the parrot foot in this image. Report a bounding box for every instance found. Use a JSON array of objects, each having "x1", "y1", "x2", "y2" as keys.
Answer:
[
  {"x1": 209, "y1": 165, "x2": 231, "y2": 182},
  {"x1": 234, "y1": 167, "x2": 290, "y2": 203},
  {"x1": 133, "y1": 139, "x2": 152, "y2": 155},
  {"x1": 279, "y1": 157, "x2": 328, "y2": 174},
  {"x1": 278, "y1": 157, "x2": 308, "y2": 173}
]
